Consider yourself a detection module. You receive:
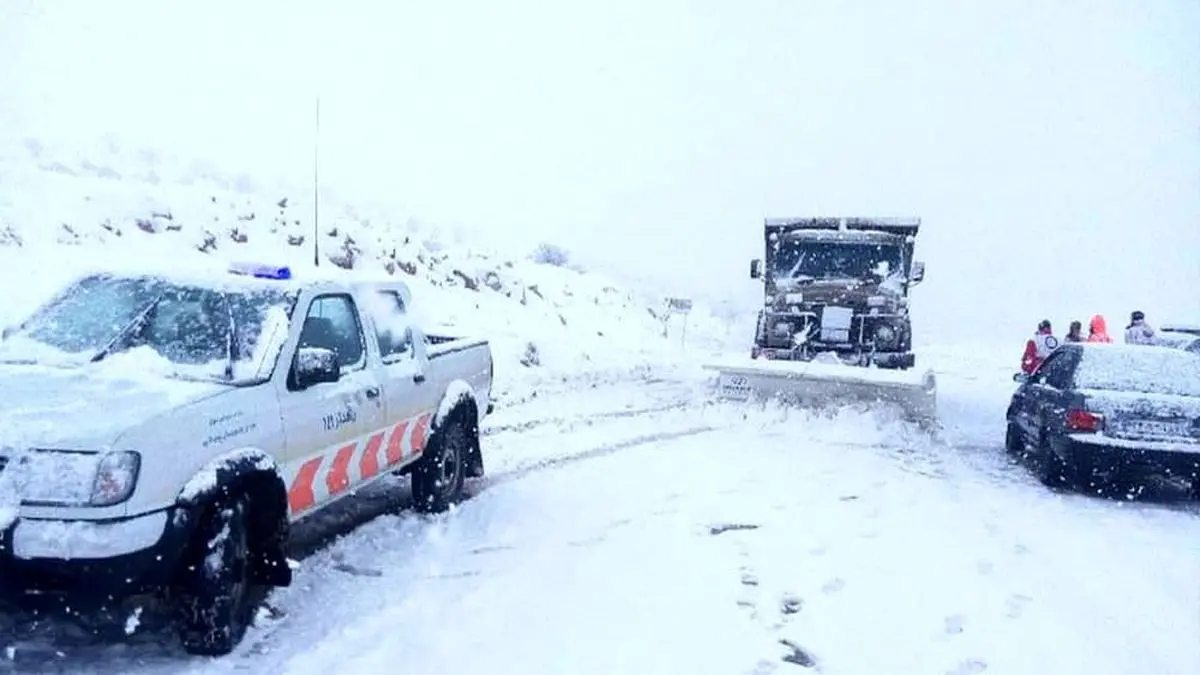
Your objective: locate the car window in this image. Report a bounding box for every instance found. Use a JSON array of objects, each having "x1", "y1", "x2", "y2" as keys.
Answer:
[
  {"x1": 368, "y1": 290, "x2": 413, "y2": 362},
  {"x1": 296, "y1": 294, "x2": 366, "y2": 371},
  {"x1": 1035, "y1": 350, "x2": 1075, "y2": 389}
]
